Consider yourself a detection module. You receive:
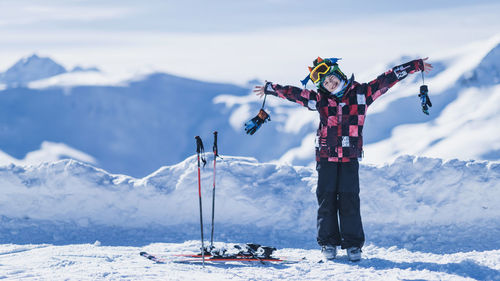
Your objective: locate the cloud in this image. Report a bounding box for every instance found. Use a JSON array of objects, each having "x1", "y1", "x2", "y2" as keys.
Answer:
[
  {"x1": 0, "y1": 2, "x2": 133, "y2": 27},
  {"x1": 0, "y1": 2, "x2": 499, "y2": 85}
]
